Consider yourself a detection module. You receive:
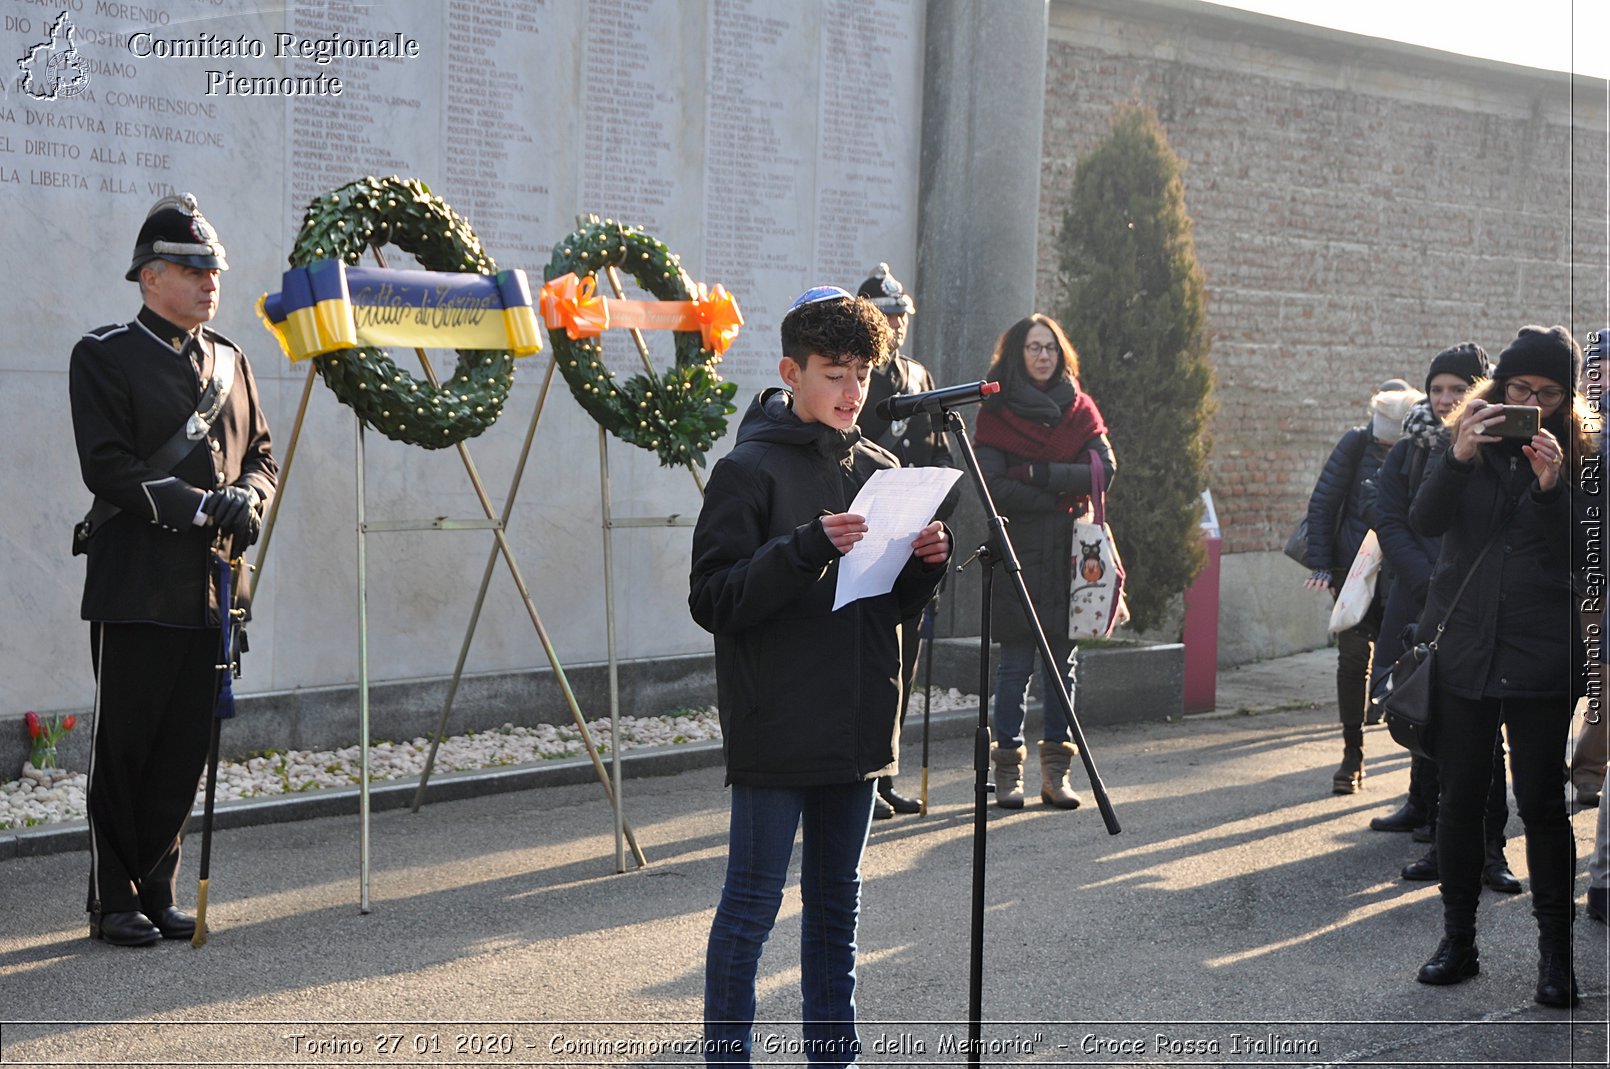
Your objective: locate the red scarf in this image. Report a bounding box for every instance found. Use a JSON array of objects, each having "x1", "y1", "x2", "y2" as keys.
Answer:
[{"x1": 973, "y1": 388, "x2": 1107, "y2": 461}]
